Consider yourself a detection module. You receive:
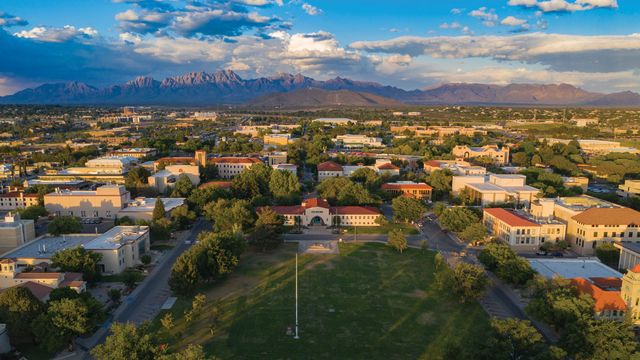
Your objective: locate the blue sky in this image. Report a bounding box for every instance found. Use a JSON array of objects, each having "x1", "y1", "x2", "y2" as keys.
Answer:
[{"x1": 0, "y1": 0, "x2": 638, "y2": 95}]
